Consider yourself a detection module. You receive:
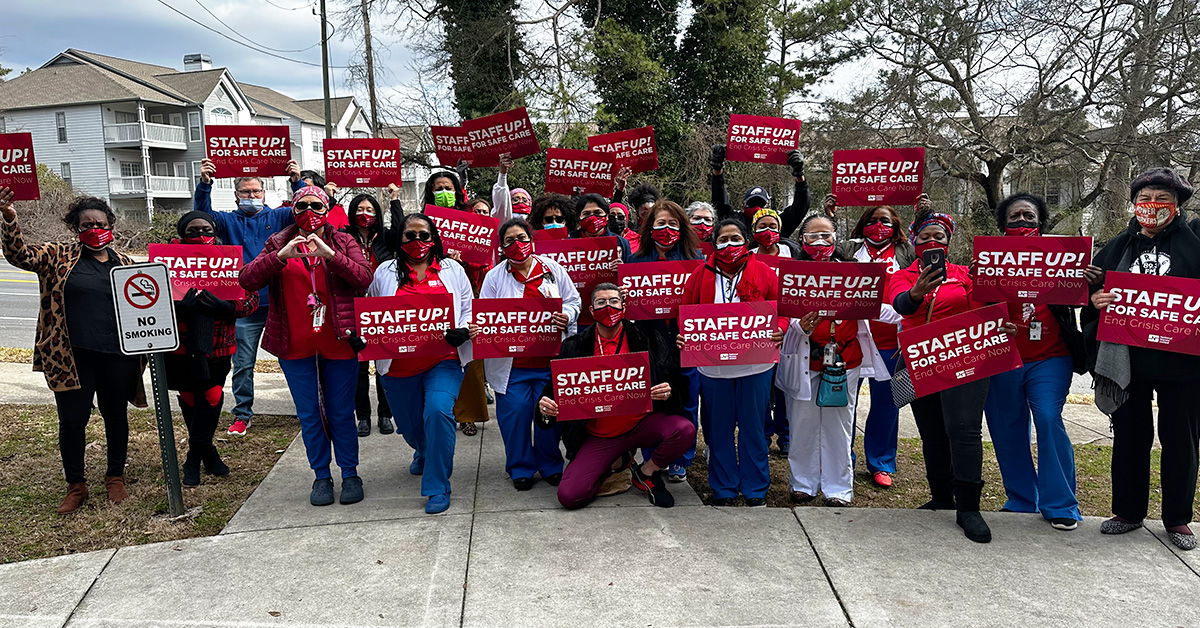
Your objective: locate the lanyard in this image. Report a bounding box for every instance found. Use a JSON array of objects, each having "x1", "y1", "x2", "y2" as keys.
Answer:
[
  {"x1": 596, "y1": 325, "x2": 627, "y2": 356},
  {"x1": 719, "y1": 269, "x2": 743, "y2": 303}
]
